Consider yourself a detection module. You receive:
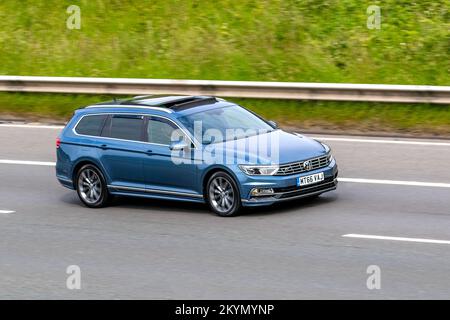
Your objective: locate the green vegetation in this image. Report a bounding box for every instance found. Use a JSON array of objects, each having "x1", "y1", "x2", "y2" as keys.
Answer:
[
  {"x1": 1, "y1": 92, "x2": 449, "y2": 136},
  {"x1": 0, "y1": 0, "x2": 448, "y2": 134},
  {"x1": 0, "y1": 0, "x2": 448, "y2": 83}
]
